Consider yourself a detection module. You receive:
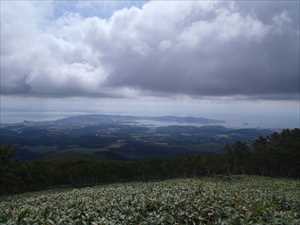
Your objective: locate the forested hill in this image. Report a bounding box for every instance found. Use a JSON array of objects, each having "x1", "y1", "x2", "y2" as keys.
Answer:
[{"x1": 0, "y1": 129, "x2": 299, "y2": 195}]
